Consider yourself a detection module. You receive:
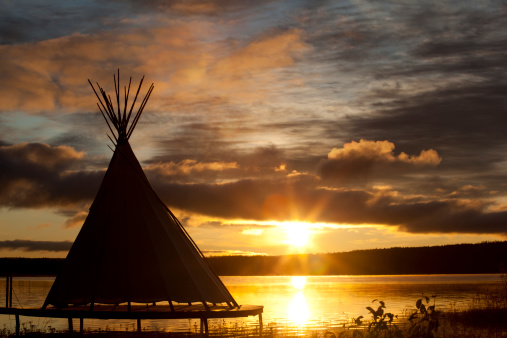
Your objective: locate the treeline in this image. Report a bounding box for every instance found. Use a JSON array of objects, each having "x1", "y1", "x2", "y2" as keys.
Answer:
[
  {"x1": 1, "y1": 241, "x2": 506, "y2": 276},
  {"x1": 207, "y1": 241, "x2": 507, "y2": 275},
  {"x1": 0, "y1": 257, "x2": 64, "y2": 276}
]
